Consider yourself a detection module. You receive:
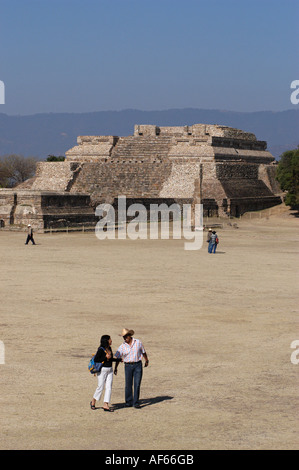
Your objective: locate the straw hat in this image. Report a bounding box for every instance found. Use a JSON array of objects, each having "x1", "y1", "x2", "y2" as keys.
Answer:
[{"x1": 119, "y1": 328, "x2": 134, "y2": 337}]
